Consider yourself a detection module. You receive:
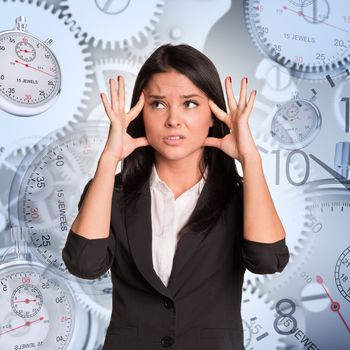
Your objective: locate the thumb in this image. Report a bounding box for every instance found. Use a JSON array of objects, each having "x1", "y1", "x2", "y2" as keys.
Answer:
[
  {"x1": 134, "y1": 136, "x2": 150, "y2": 149},
  {"x1": 203, "y1": 137, "x2": 221, "y2": 149}
]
